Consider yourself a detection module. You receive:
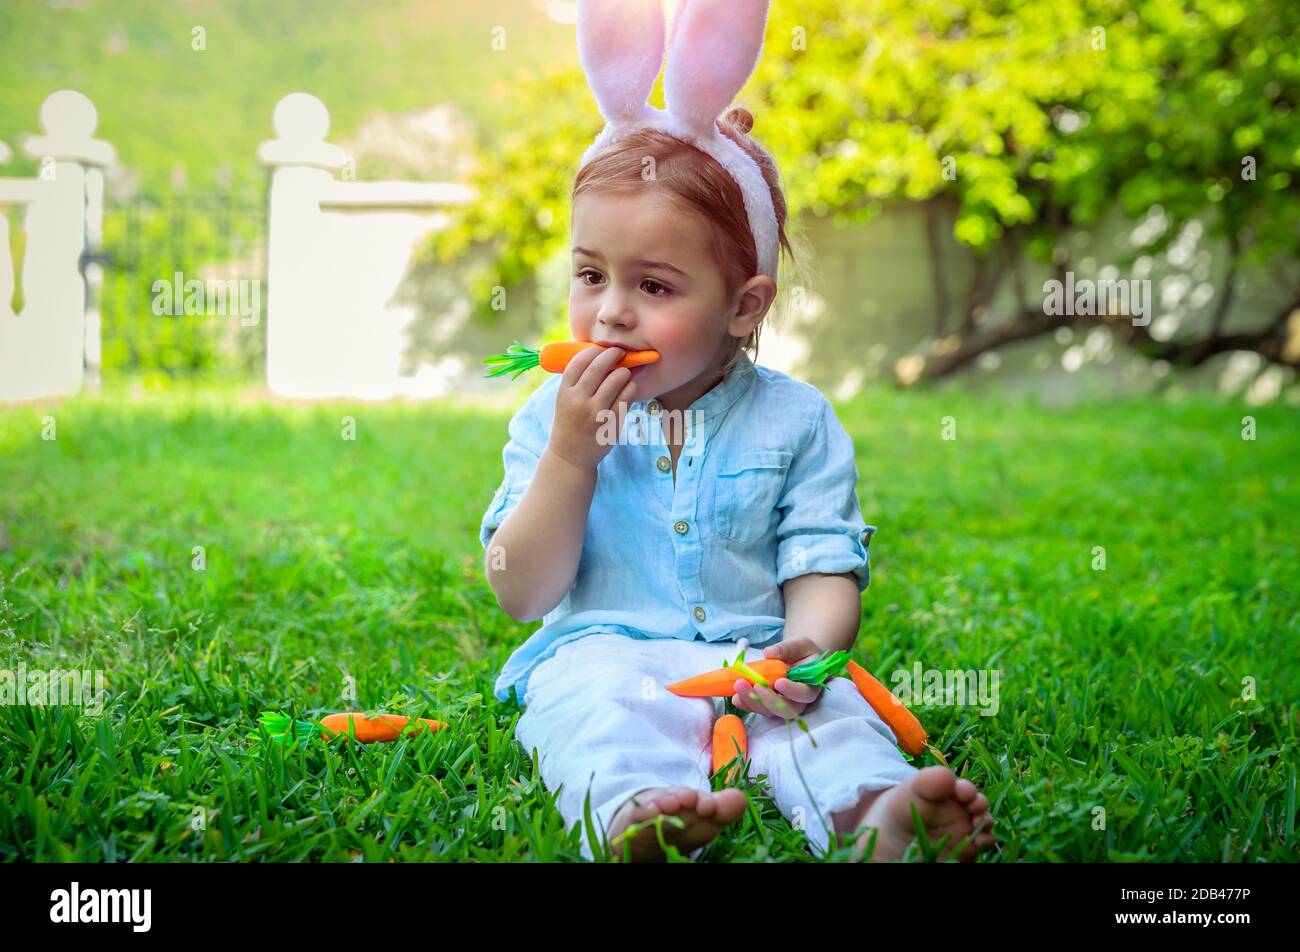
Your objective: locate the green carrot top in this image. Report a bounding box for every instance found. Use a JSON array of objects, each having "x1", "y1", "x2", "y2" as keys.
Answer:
[
  {"x1": 725, "y1": 648, "x2": 850, "y2": 687},
  {"x1": 482, "y1": 342, "x2": 542, "y2": 380}
]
